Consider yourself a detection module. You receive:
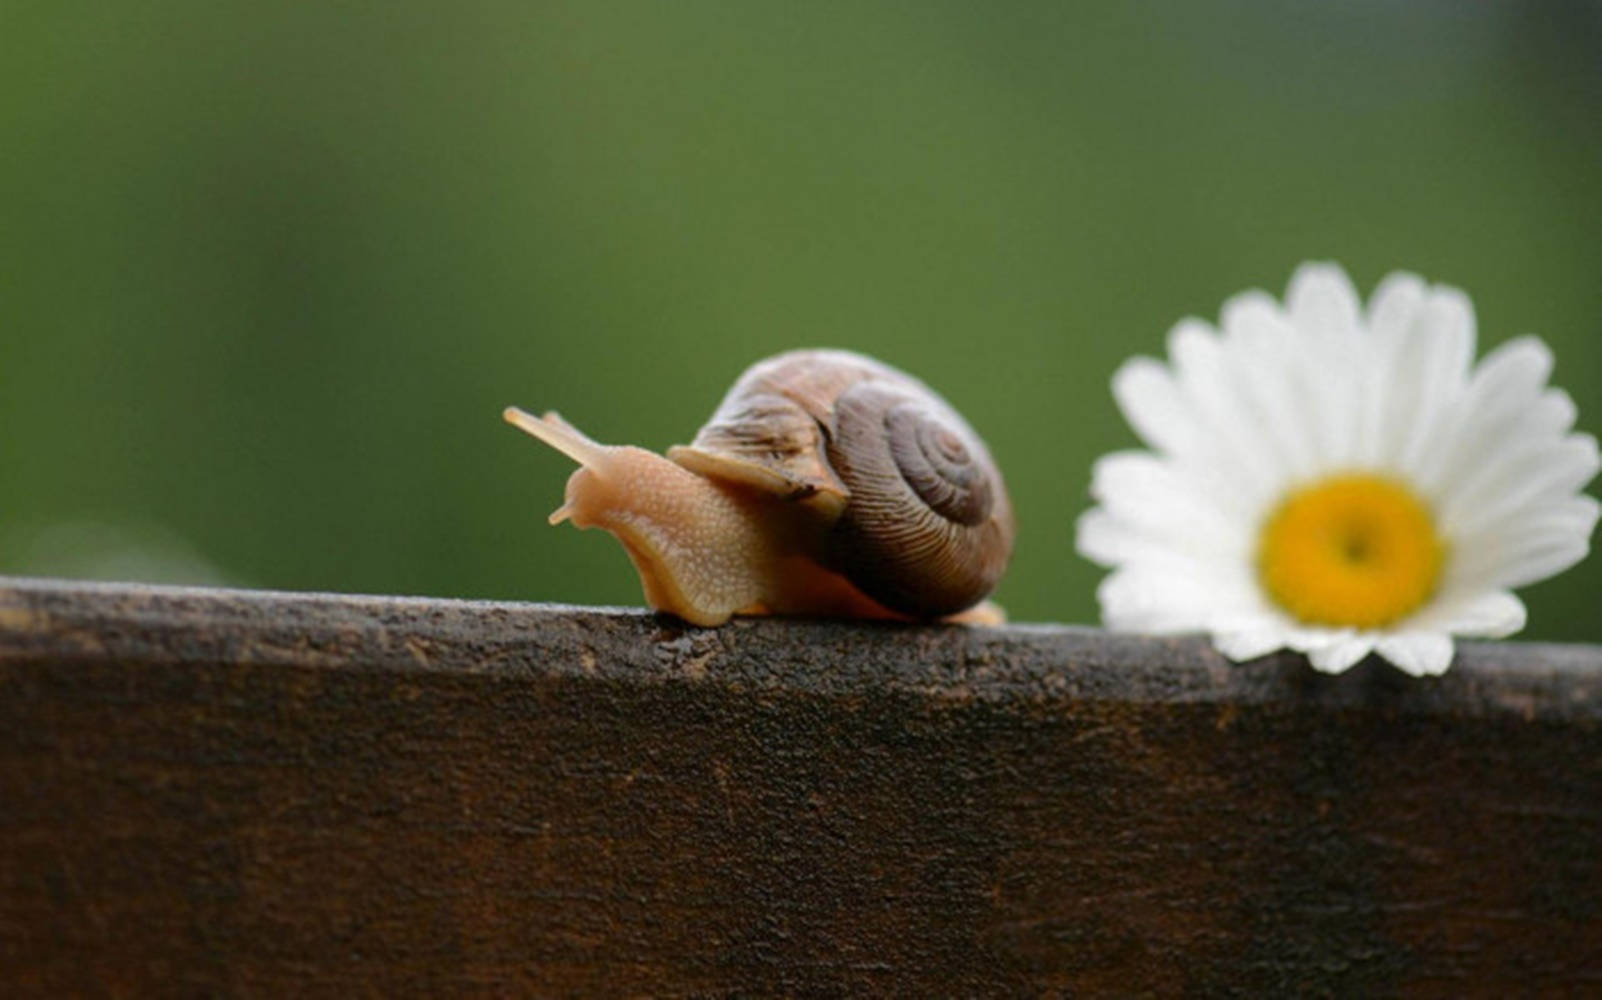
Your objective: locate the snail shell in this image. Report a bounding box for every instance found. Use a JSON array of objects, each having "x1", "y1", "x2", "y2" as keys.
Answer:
[
  {"x1": 504, "y1": 349, "x2": 1015, "y2": 625},
  {"x1": 670, "y1": 350, "x2": 1014, "y2": 618}
]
